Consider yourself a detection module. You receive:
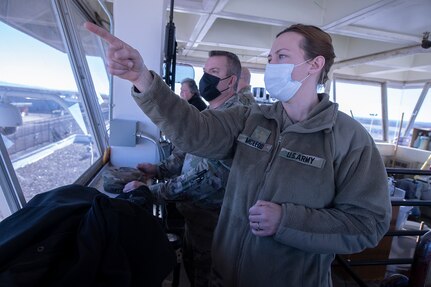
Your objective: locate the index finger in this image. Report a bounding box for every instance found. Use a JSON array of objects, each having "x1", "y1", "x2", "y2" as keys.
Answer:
[{"x1": 84, "y1": 21, "x2": 119, "y2": 45}]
